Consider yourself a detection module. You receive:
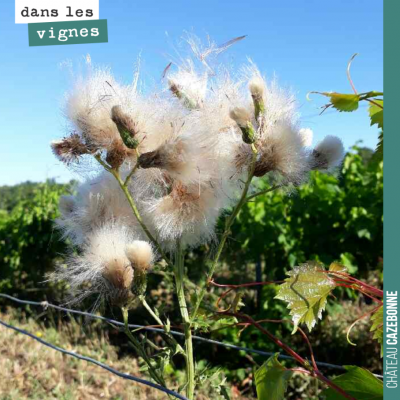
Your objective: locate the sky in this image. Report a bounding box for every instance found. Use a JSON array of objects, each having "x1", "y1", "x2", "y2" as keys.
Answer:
[{"x1": 0, "y1": 0, "x2": 383, "y2": 186}]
